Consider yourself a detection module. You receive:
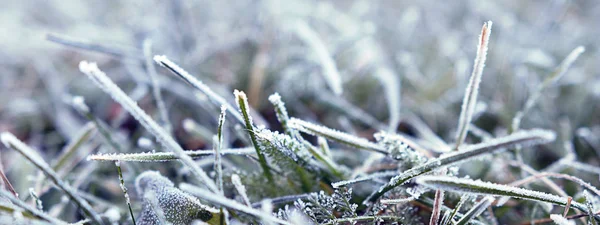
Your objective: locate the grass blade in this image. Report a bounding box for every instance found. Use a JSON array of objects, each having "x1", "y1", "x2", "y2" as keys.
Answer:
[
  {"x1": 415, "y1": 175, "x2": 597, "y2": 219},
  {"x1": 235, "y1": 90, "x2": 274, "y2": 183},
  {"x1": 364, "y1": 129, "x2": 555, "y2": 203},
  {"x1": 293, "y1": 21, "x2": 343, "y2": 95},
  {"x1": 115, "y1": 161, "x2": 136, "y2": 225},
  {"x1": 512, "y1": 46, "x2": 585, "y2": 131},
  {"x1": 87, "y1": 148, "x2": 254, "y2": 162},
  {"x1": 289, "y1": 117, "x2": 387, "y2": 154},
  {"x1": 455, "y1": 196, "x2": 494, "y2": 225},
  {"x1": 455, "y1": 21, "x2": 493, "y2": 149}
]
